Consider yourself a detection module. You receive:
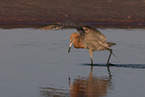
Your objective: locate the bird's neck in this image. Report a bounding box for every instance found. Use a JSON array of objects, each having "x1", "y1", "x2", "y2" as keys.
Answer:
[{"x1": 73, "y1": 37, "x2": 84, "y2": 48}]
